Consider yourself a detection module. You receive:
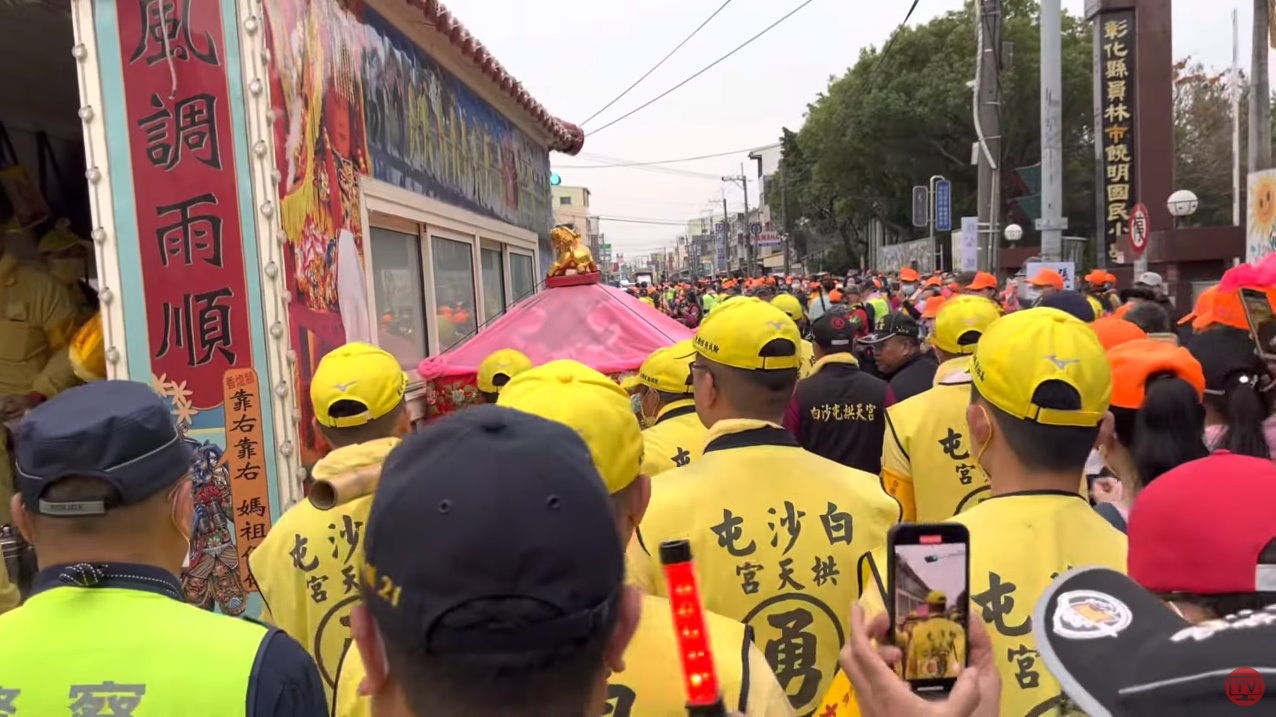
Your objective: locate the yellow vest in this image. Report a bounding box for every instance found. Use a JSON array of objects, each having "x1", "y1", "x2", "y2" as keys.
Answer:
[
  {"x1": 641, "y1": 399, "x2": 708, "y2": 477},
  {"x1": 904, "y1": 617, "x2": 965, "y2": 680},
  {"x1": 854, "y1": 493, "x2": 1127, "y2": 717},
  {"x1": 634, "y1": 419, "x2": 900, "y2": 715},
  {"x1": 880, "y1": 365, "x2": 990, "y2": 522},
  {"x1": 0, "y1": 585, "x2": 264, "y2": 715},
  {"x1": 798, "y1": 340, "x2": 817, "y2": 379},
  {"x1": 251, "y1": 436, "x2": 399, "y2": 703},
  {"x1": 0, "y1": 560, "x2": 17, "y2": 616},
  {"x1": 332, "y1": 593, "x2": 796, "y2": 717}
]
